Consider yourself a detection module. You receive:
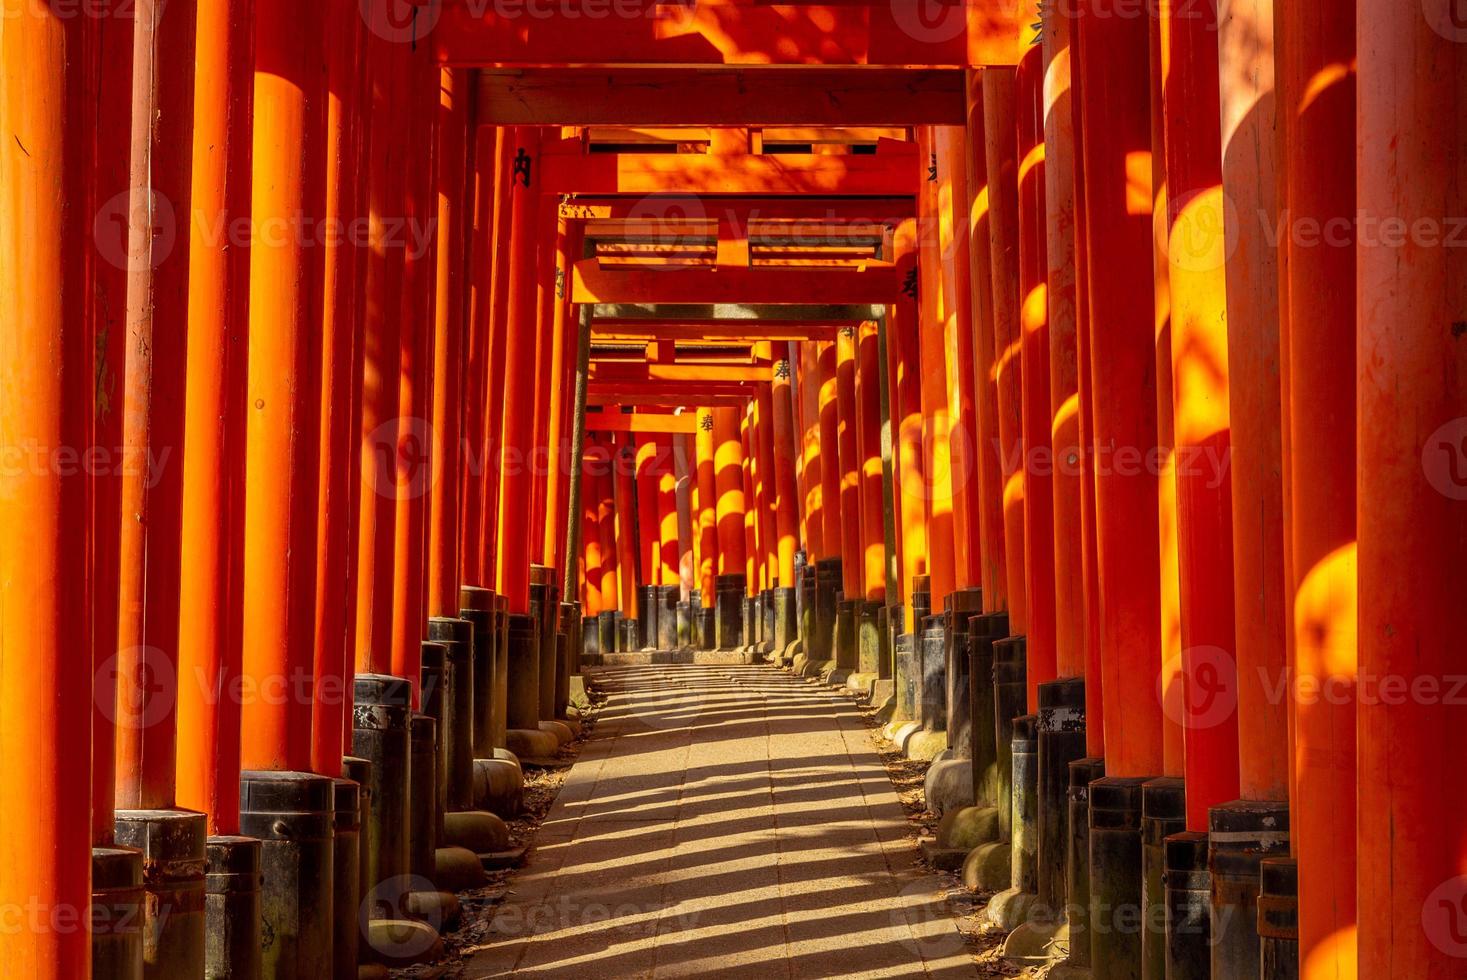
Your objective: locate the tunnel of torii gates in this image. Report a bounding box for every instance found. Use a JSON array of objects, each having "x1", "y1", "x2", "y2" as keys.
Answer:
[{"x1": 2, "y1": 0, "x2": 1464, "y2": 977}]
